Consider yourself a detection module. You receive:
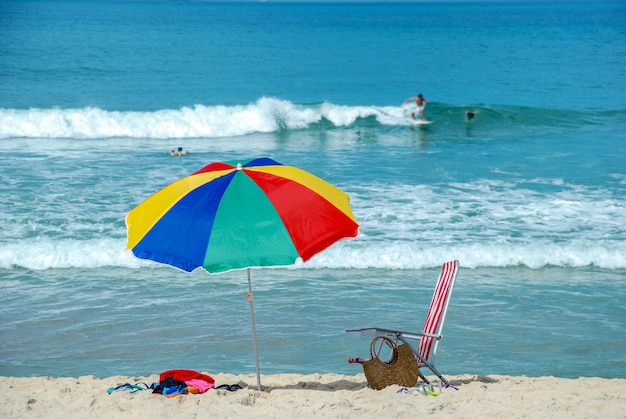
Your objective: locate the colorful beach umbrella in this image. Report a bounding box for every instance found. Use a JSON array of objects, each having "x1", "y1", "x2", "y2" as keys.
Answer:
[{"x1": 126, "y1": 157, "x2": 359, "y2": 390}]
